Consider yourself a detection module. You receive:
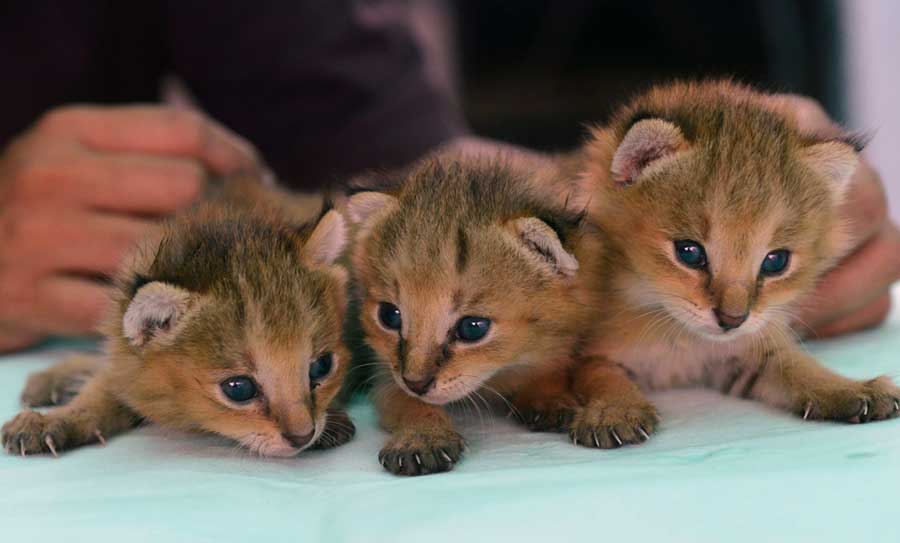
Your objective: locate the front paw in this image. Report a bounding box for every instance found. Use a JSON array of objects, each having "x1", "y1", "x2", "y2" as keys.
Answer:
[
  {"x1": 1, "y1": 410, "x2": 80, "y2": 457},
  {"x1": 310, "y1": 409, "x2": 356, "y2": 450},
  {"x1": 21, "y1": 369, "x2": 89, "y2": 408},
  {"x1": 570, "y1": 399, "x2": 659, "y2": 449},
  {"x1": 378, "y1": 427, "x2": 466, "y2": 476},
  {"x1": 796, "y1": 377, "x2": 900, "y2": 423},
  {"x1": 515, "y1": 395, "x2": 578, "y2": 433}
]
